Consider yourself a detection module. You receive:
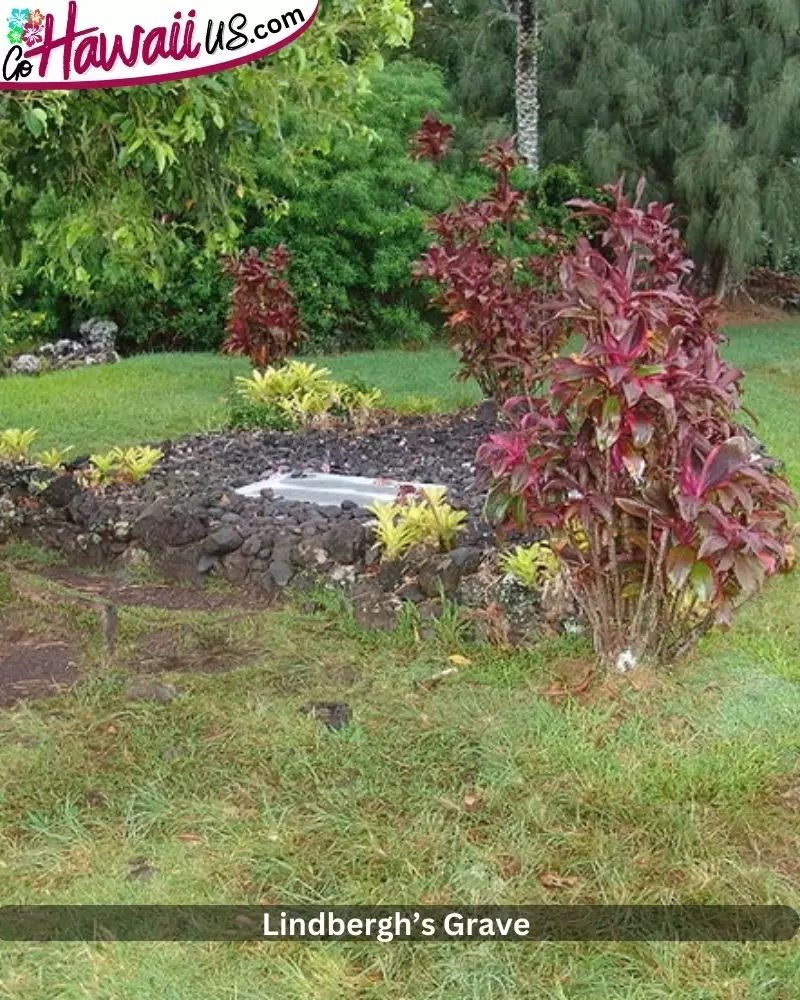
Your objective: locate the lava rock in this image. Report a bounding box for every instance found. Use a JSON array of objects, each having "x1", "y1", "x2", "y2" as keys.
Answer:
[
  {"x1": 132, "y1": 502, "x2": 208, "y2": 549},
  {"x1": 154, "y1": 542, "x2": 207, "y2": 584},
  {"x1": 351, "y1": 581, "x2": 400, "y2": 631},
  {"x1": 10, "y1": 354, "x2": 40, "y2": 374},
  {"x1": 39, "y1": 474, "x2": 82, "y2": 509},
  {"x1": 221, "y1": 550, "x2": 251, "y2": 584},
  {"x1": 377, "y1": 559, "x2": 404, "y2": 591},
  {"x1": 325, "y1": 520, "x2": 367, "y2": 564},
  {"x1": 269, "y1": 560, "x2": 293, "y2": 587},
  {"x1": 196, "y1": 553, "x2": 219, "y2": 574},
  {"x1": 241, "y1": 533, "x2": 265, "y2": 557},
  {"x1": 417, "y1": 554, "x2": 463, "y2": 598},
  {"x1": 449, "y1": 546, "x2": 484, "y2": 575},
  {"x1": 397, "y1": 582, "x2": 426, "y2": 603},
  {"x1": 203, "y1": 525, "x2": 244, "y2": 556}
]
